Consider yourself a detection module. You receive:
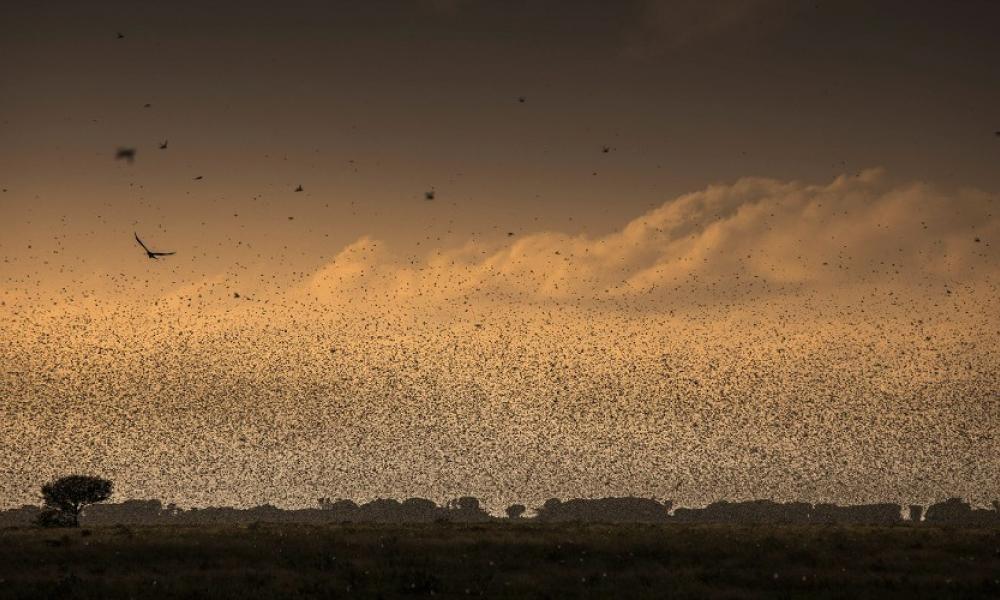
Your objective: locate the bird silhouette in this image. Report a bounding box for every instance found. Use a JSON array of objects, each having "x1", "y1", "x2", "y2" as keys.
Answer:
[
  {"x1": 602, "y1": 145, "x2": 611, "y2": 153},
  {"x1": 295, "y1": 185, "x2": 303, "y2": 192},
  {"x1": 116, "y1": 32, "x2": 125, "y2": 39},
  {"x1": 425, "y1": 189, "x2": 436, "y2": 200},
  {"x1": 518, "y1": 96, "x2": 526, "y2": 103},
  {"x1": 193, "y1": 175, "x2": 203, "y2": 180},
  {"x1": 134, "y1": 233, "x2": 175, "y2": 259},
  {"x1": 159, "y1": 140, "x2": 168, "y2": 150},
  {"x1": 115, "y1": 148, "x2": 136, "y2": 163}
]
